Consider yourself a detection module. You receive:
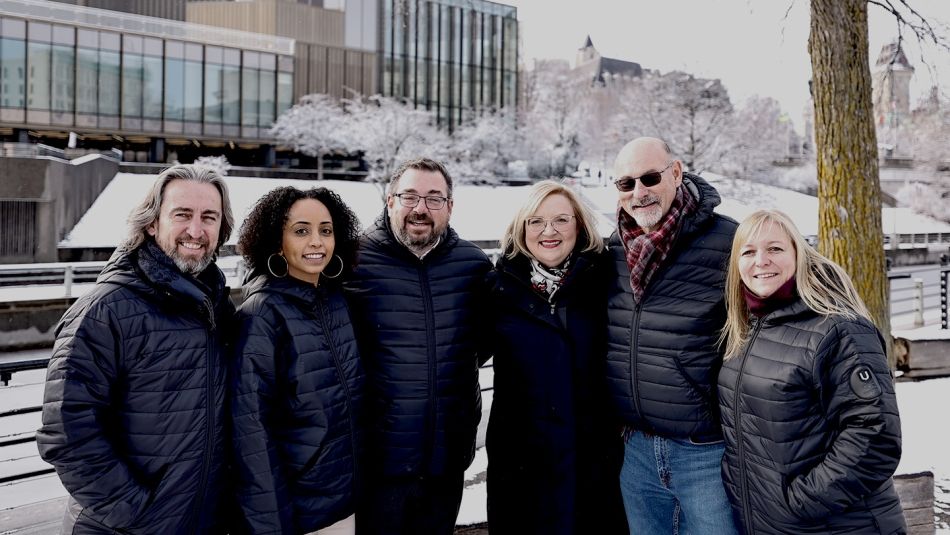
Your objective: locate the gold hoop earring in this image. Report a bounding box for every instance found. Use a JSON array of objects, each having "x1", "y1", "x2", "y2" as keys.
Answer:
[
  {"x1": 322, "y1": 254, "x2": 344, "y2": 279},
  {"x1": 267, "y1": 253, "x2": 289, "y2": 278}
]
